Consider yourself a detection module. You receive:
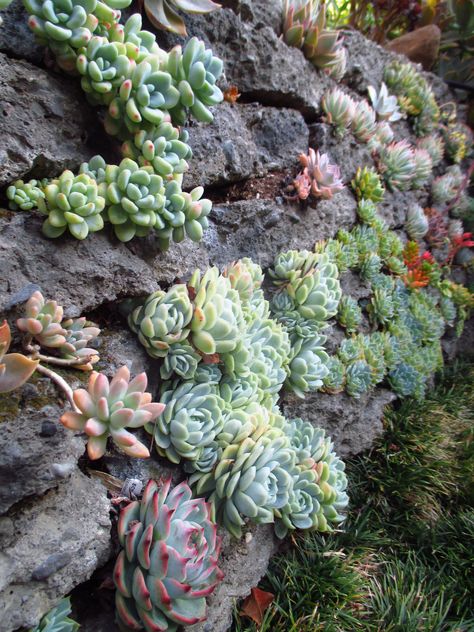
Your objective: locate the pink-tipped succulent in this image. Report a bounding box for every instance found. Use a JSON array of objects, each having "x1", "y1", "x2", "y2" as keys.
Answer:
[
  {"x1": 61, "y1": 366, "x2": 165, "y2": 460},
  {"x1": 0, "y1": 321, "x2": 38, "y2": 393},
  {"x1": 294, "y1": 149, "x2": 344, "y2": 200},
  {"x1": 321, "y1": 87, "x2": 355, "y2": 137},
  {"x1": 351, "y1": 99, "x2": 377, "y2": 143},
  {"x1": 114, "y1": 478, "x2": 223, "y2": 631},
  {"x1": 59, "y1": 318, "x2": 101, "y2": 371},
  {"x1": 17, "y1": 291, "x2": 66, "y2": 348}
]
